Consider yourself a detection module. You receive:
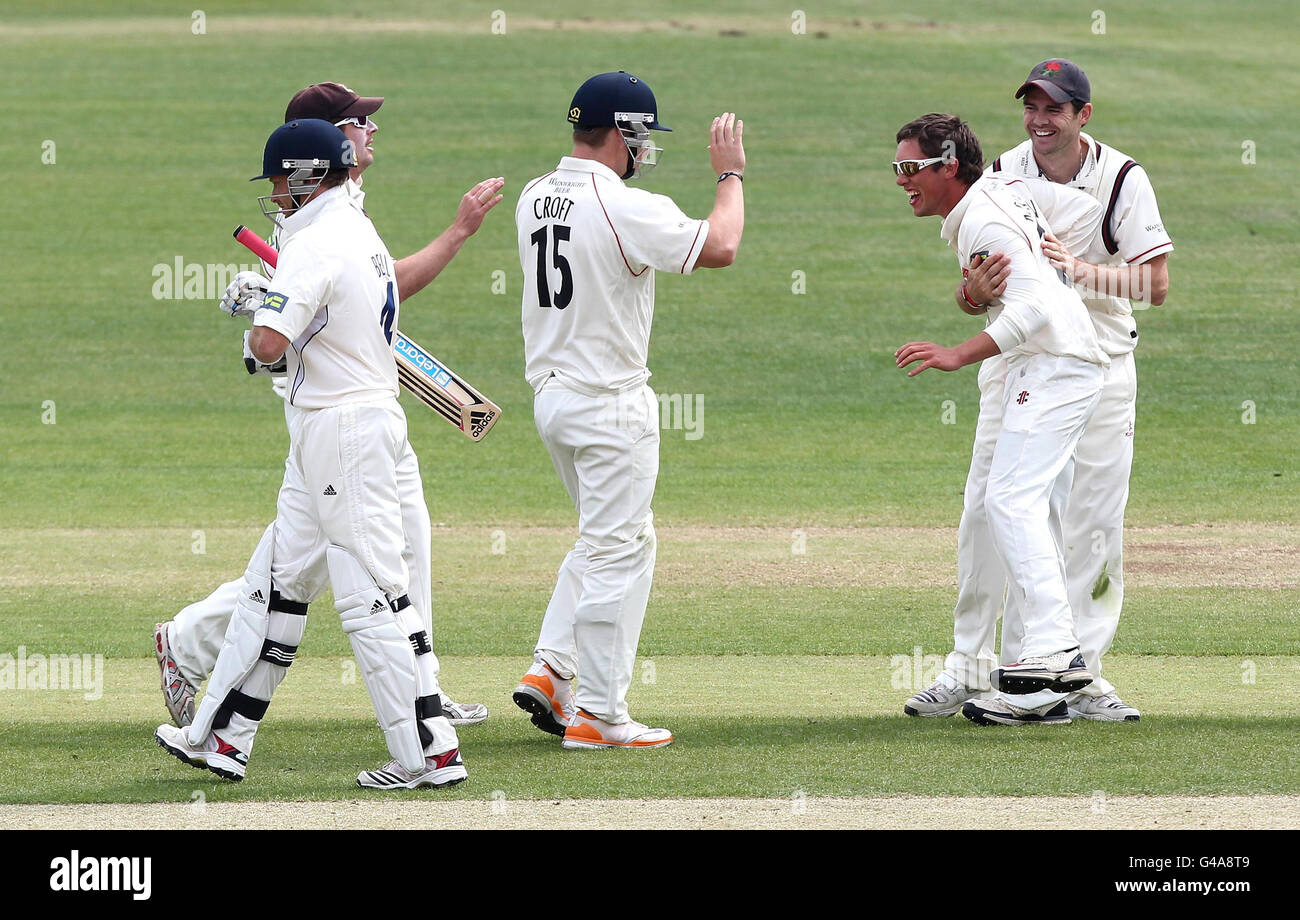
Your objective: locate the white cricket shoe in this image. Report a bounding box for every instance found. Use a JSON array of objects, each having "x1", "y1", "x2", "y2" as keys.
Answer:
[
  {"x1": 154, "y1": 723, "x2": 248, "y2": 781},
  {"x1": 154, "y1": 622, "x2": 198, "y2": 728},
  {"x1": 442, "y1": 698, "x2": 490, "y2": 726},
  {"x1": 962, "y1": 698, "x2": 1071, "y2": 726},
  {"x1": 512, "y1": 661, "x2": 576, "y2": 737},
  {"x1": 993, "y1": 647, "x2": 1092, "y2": 695},
  {"x1": 1068, "y1": 691, "x2": 1140, "y2": 722},
  {"x1": 357, "y1": 748, "x2": 467, "y2": 790},
  {"x1": 562, "y1": 709, "x2": 673, "y2": 750},
  {"x1": 904, "y1": 677, "x2": 983, "y2": 717}
]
